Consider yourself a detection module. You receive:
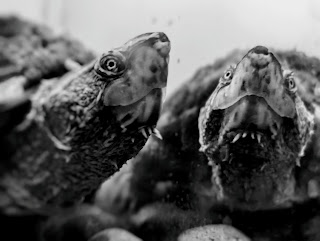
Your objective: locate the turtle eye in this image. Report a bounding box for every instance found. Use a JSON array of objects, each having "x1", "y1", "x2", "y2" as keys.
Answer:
[
  {"x1": 224, "y1": 70, "x2": 233, "y2": 80},
  {"x1": 220, "y1": 68, "x2": 234, "y2": 85},
  {"x1": 283, "y1": 71, "x2": 297, "y2": 93},
  {"x1": 287, "y1": 77, "x2": 297, "y2": 92},
  {"x1": 94, "y1": 53, "x2": 126, "y2": 78},
  {"x1": 105, "y1": 59, "x2": 117, "y2": 71}
]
